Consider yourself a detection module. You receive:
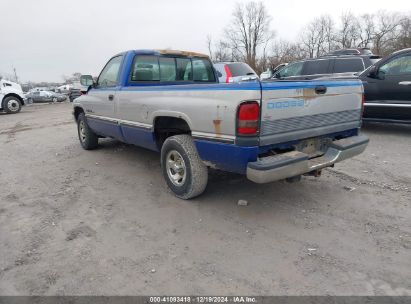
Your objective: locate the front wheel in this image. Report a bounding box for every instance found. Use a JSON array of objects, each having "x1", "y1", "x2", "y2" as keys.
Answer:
[
  {"x1": 2, "y1": 96, "x2": 22, "y2": 114},
  {"x1": 161, "y1": 135, "x2": 208, "y2": 199},
  {"x1": 77, "y1": 113, "x2": 98, "y2": 150}
]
